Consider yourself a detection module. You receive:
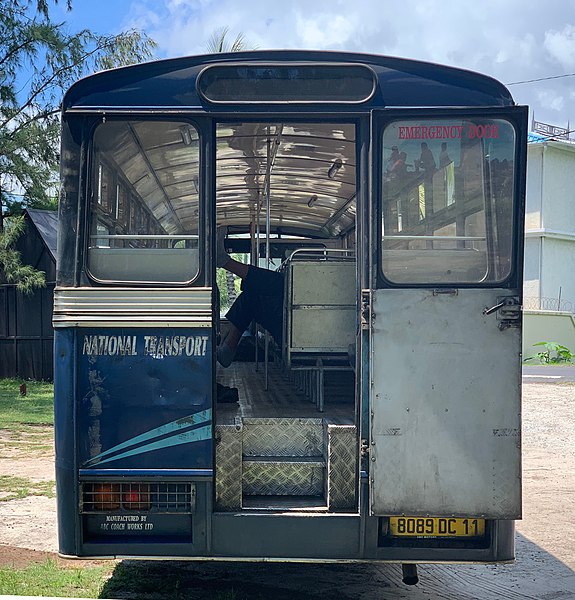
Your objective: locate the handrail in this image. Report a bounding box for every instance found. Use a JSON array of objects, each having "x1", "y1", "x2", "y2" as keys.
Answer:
[
  {"x1": 89, "y1": 234, "x2": 198, "y2": 240},
  {"x1": 382, "y1": 235, "x2": 485, "y2": 241},
  {"x1": 286, "y1": 247, "x2": 355, "y2": 263}
]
